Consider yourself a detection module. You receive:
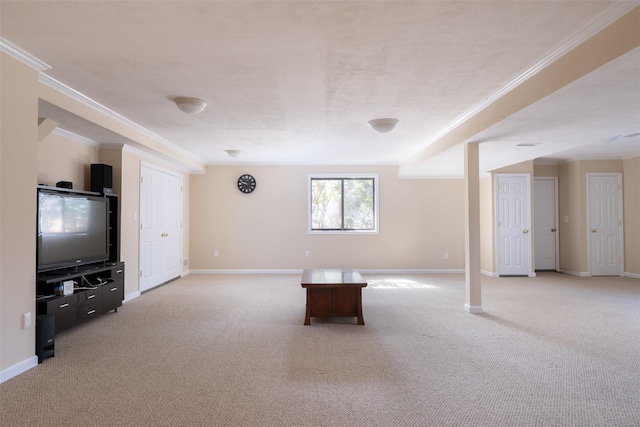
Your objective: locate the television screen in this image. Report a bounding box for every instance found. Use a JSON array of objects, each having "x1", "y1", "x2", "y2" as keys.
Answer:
[{"x1": 37, "y1": 189, "x2": 110, "y2": 272}]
